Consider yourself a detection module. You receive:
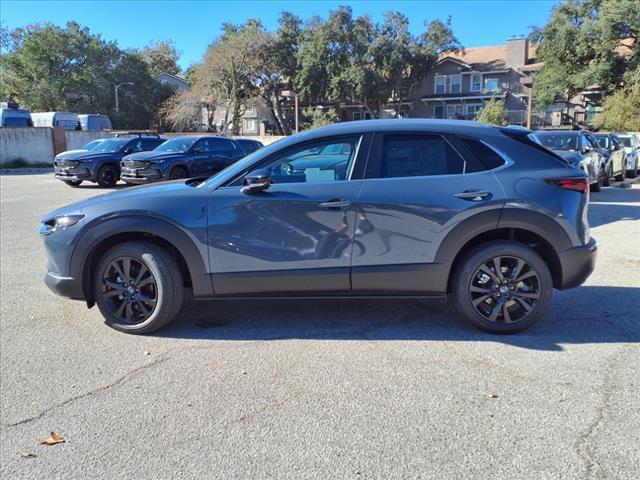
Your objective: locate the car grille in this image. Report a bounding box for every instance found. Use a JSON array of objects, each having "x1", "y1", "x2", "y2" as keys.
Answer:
[
  {"x1": 123, "y1": 160, "x2": 150, "y2": 169},
  {"x1": 56, "y1": 160, "x2": 79, "y2": 168}
]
